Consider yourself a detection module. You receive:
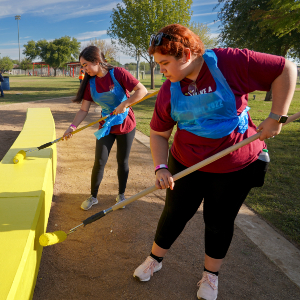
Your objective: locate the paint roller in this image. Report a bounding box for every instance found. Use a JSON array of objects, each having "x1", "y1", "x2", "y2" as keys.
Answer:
[
  {"x1": 39, "y1": 109, "x2": 300, "y2": 247},
  {"x1": 13, "y1": 90, "x2": 160, "y2": 164}
]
